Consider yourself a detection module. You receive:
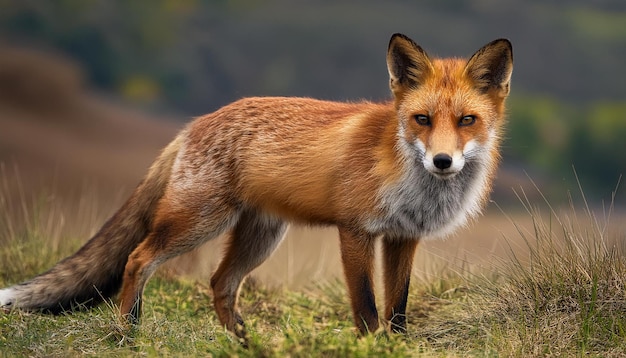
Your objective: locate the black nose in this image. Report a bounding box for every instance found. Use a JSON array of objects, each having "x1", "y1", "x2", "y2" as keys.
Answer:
[{"x1": 433, "y1": 153, "x2": 452, "y2": 170}]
